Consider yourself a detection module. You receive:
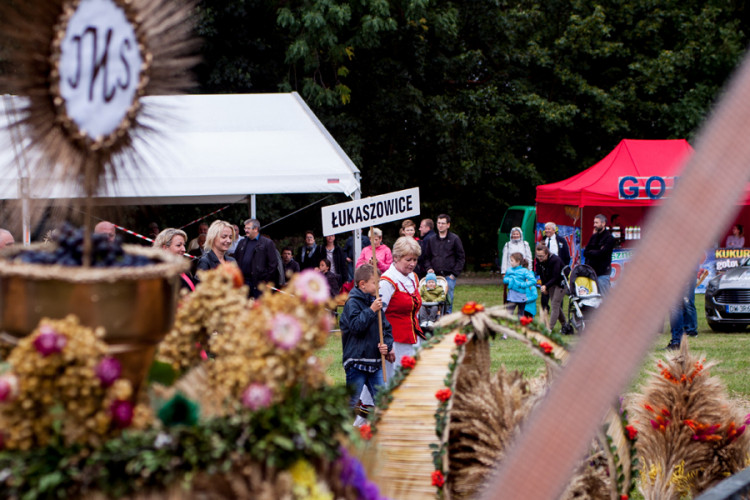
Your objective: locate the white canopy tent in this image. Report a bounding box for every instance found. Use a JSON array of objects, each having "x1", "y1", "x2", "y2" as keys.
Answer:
[
  {"x1": 1, "y1": 92, "x2": 361, "y2": 205},
  {"x1": 1, "y1": 92, "x2": 363, "y2": 249}
]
